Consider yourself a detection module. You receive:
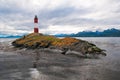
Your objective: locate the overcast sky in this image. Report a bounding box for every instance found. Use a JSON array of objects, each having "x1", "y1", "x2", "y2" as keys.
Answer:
[{"x1": 0, "y1": 0, "x2": 120, "y2": 35}]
